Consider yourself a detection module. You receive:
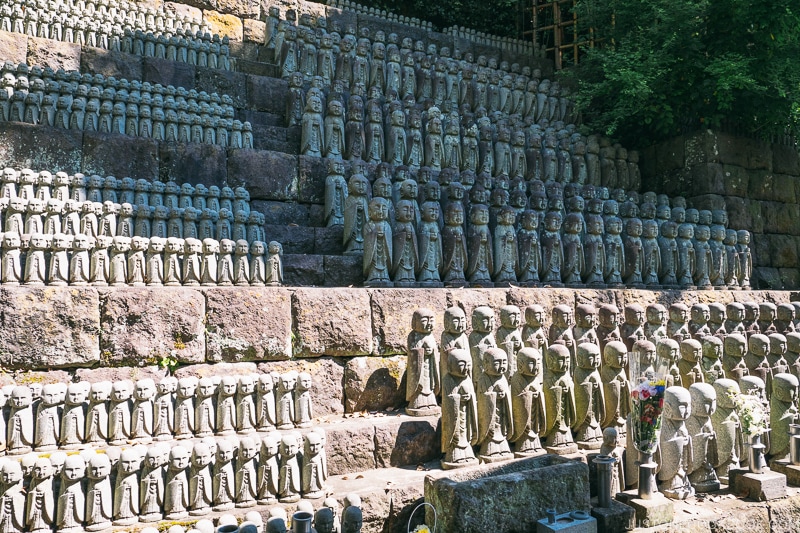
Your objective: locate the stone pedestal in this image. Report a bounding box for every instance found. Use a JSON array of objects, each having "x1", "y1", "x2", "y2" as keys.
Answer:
[
  {"x1": 769, "y1": 459, "x2": 800, "y2": 486},
  {"x1": 616, "y1": 491, "x2": 674, "y2": 529},
  {"x1": 590, "y1": 499, "x2": 635, "y2": 533},
  {"x1": 730, "y1": 468, "x2": 787, "y2": 501}
]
